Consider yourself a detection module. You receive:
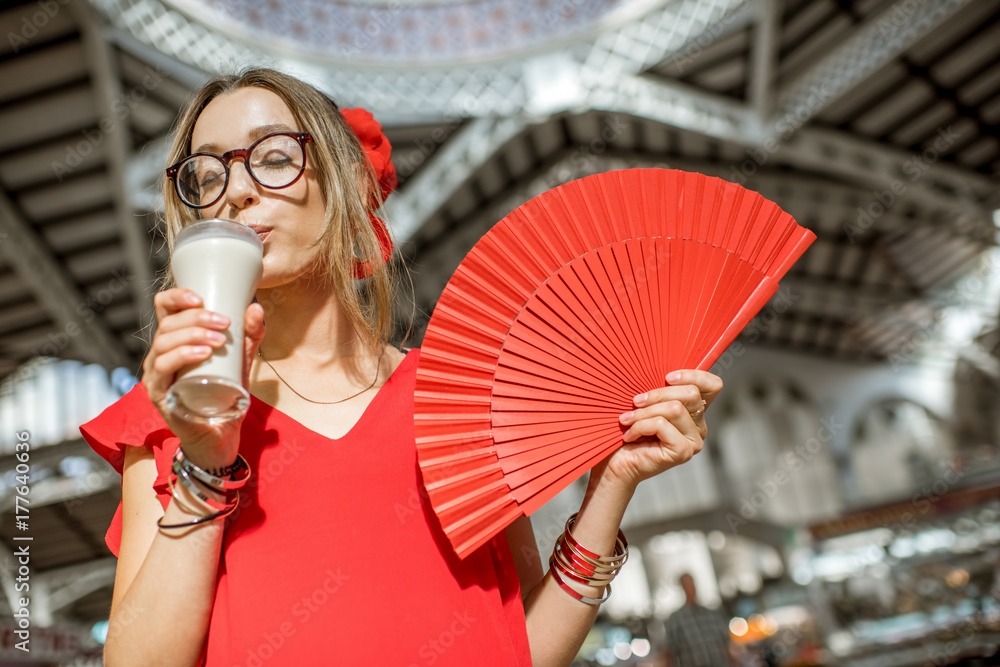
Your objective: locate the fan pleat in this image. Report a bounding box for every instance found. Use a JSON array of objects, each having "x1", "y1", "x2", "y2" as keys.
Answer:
[
  {"x1": 637, "y1": 238, "x2": 665, "y2": 379},
  {"x1": 512, "y1": 296, "x2": 631, "y2": 390},
  {"x1": 515, "y1": 436, "x2": 621, "y2": 515},
  {"x1": 545, "y1": 270, "x2": 640, "y2": 387},
  {"x1": 414, "y1": 169, "x2": 815, "y2": 558},
  {"x1": 493, "y1": 421, "x2": 611, "y2": 458},
  {"x1": 691, "y1": 260, "x2": 763, "y2": 367},
  {"x1": 679, "y1": 244, "x2": 726, "y2": 360},
  {"x1": 496, "y1": 336, "x2": 628, "y2": 400},
  {"x1": 585, "y1": 250, "x2": 651, "y2": 382},
  {"x1": 622, "y1": 242, "x2": 660, "y2": 377},
  {"x1": 609, "y1": 244, "x2": 661, "y2": 390},
  {"x1": 506, "y1": 436, "x2": 615, "y2": 496},
  {"x1": 564, "y1": 258, "x2": 642, "y2": 377}
]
